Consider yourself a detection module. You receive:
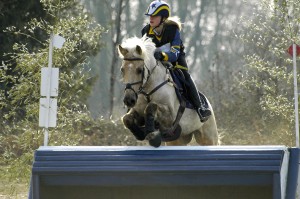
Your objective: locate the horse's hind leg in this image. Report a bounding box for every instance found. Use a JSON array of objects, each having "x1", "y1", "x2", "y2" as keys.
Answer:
[
  {"x1": 165, "y1": 134, "x2": 193, "y2": 146},
  {"x1": 194, "y1": 116, "x2": 219, "y2": 145},
  {"x1": 122, "y1": 109, "x2": 145, "y2": 141}
]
